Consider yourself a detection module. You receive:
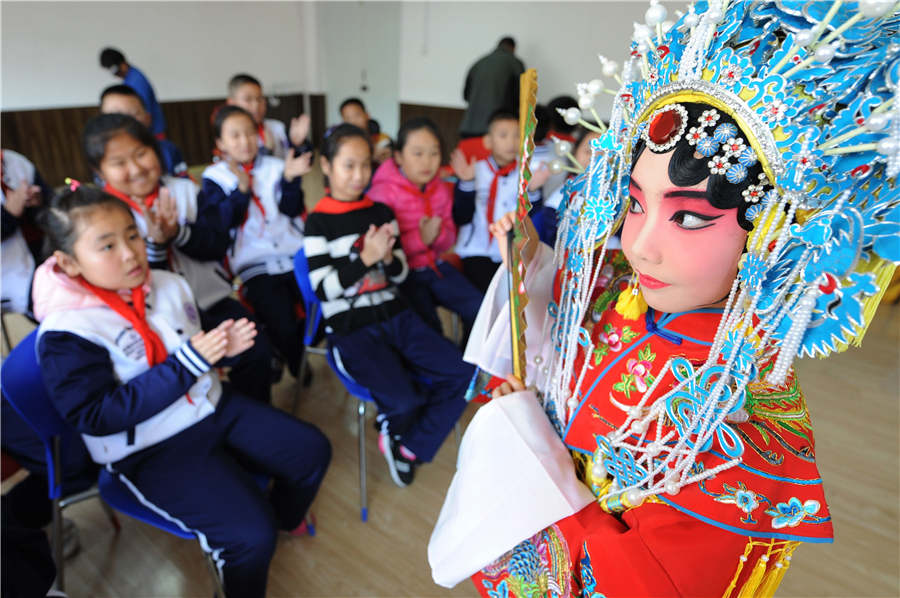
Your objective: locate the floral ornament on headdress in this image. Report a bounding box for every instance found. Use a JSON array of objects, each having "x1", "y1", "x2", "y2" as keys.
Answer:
[
  {"x1": 643, "y1": 104, "x2": 767, "y2": 195},
  {"x1": 539, "y1": 0, "x2": 900, "y2": 505}
]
